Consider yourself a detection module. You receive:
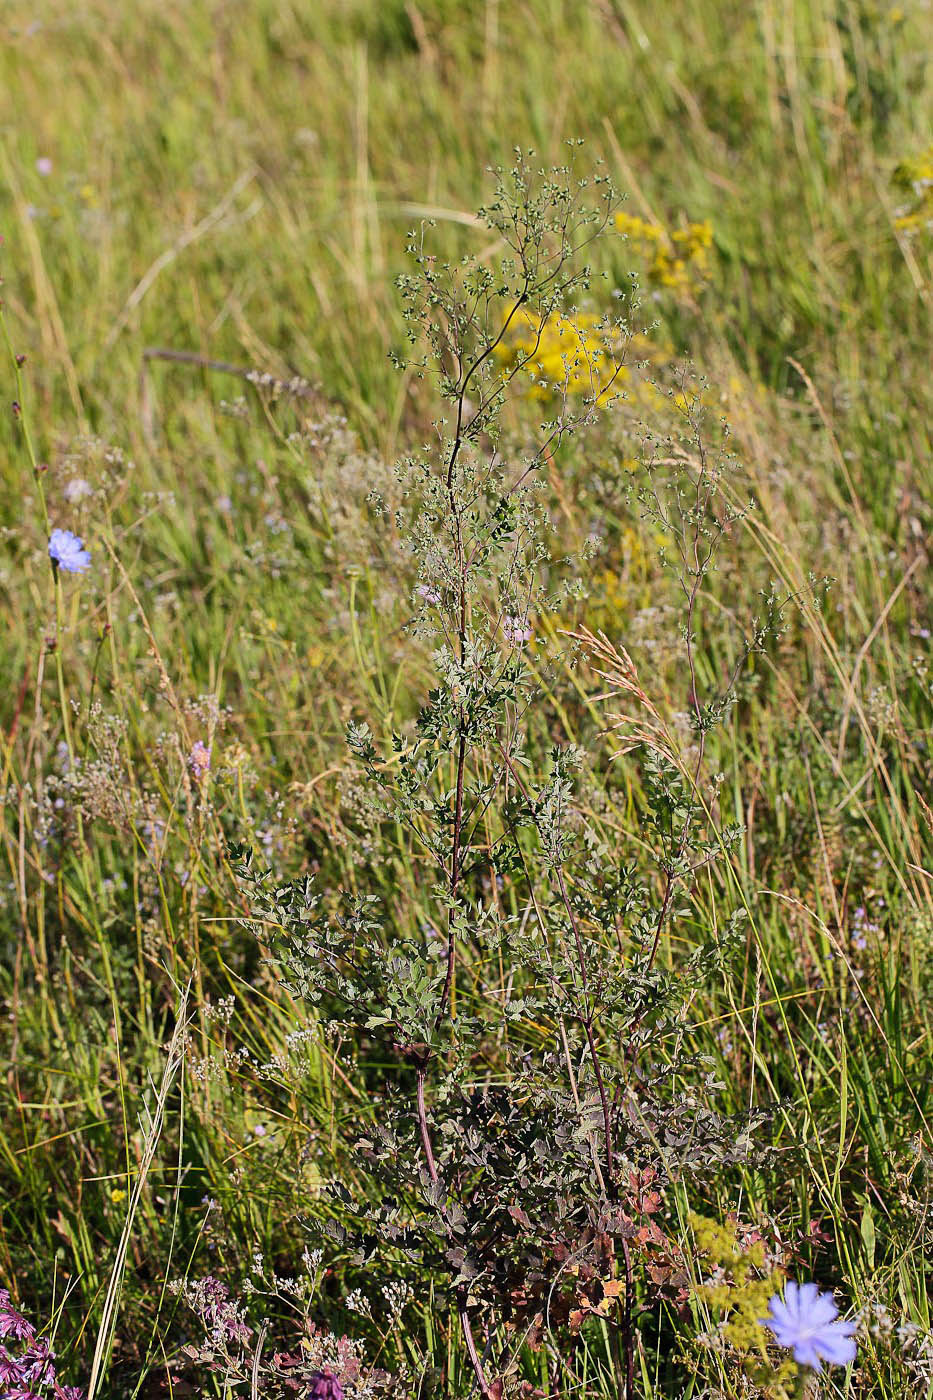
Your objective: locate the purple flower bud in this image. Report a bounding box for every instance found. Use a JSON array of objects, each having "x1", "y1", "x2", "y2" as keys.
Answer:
[
  {"x1": 502, "y1": 614, "x2": 532, "y2": 646},
  {"x1": 21, "y1": 1336, "x2": 56, "y2": 1386},
  {"x1": 0, "y1": 1348, "x2": 28, "y2": 1383},
  {"x1": 0, "y1": 1295, "x2": 35, "y2": 1342},
  {"x1": 307, "y1": 1370, "x2": 344, "y2": 1400},
  {"x1": 200, "y1": 1277, "x2": 227, "y2": 1305},
  {"x1": 189, "y1": 741, "x2": 211, "y2": 780}
]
